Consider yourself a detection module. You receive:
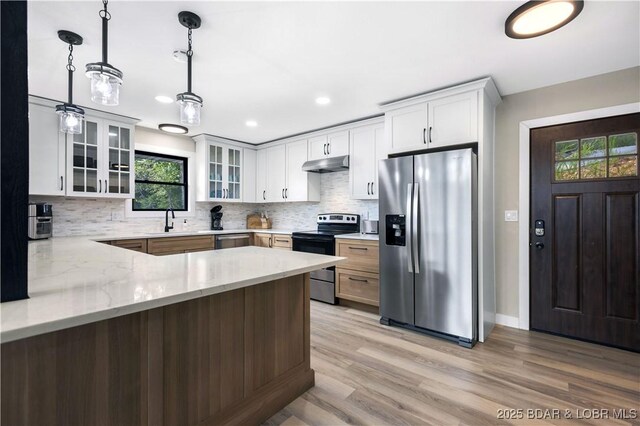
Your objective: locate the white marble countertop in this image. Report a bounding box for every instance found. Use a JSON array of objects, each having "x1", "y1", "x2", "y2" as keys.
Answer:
[
  {"x1": 335, "y1": 233, "x2": 379, "y2": 241},
  {"x1": 93, "y1": 228, "x2": 296, "y2": 241},
  {"x1": 1, "y1": 237, "x2": 343, "y2": 343}
]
